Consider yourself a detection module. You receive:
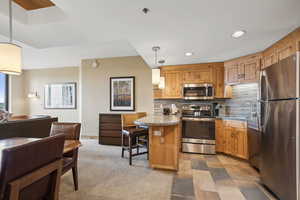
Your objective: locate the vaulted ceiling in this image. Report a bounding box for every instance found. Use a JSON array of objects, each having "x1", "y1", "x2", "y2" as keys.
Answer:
[{"x1": 0, "y1": 0, "x2": 299, "y2": 69}]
